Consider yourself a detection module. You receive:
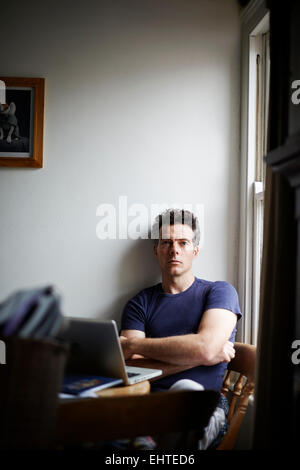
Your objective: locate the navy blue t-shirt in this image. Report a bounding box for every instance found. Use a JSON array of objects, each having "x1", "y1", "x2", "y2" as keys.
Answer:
[{"x1": 121, "y1": 277, "x2": 242, "y2": 392}]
